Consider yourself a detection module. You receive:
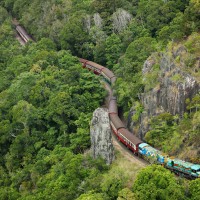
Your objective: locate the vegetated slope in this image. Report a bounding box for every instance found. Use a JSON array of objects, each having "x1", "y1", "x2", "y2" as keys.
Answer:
[{"x1": 0, "y1": 9, "x2": 110, "y2": 199}]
